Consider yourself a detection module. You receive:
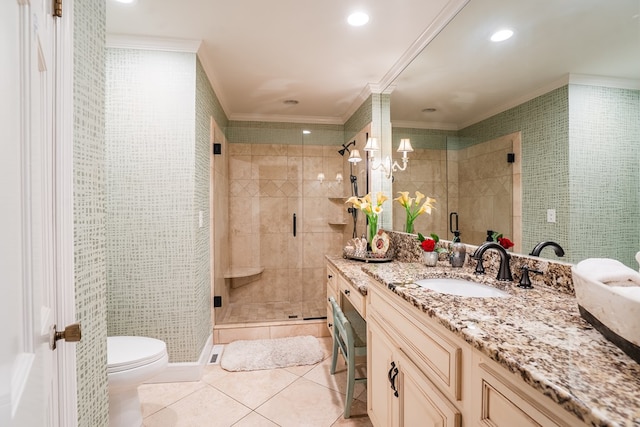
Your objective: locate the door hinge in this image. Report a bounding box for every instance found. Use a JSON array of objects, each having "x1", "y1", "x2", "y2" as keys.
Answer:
[{"x1": 54, "y1": 0, "x2": 62, "y2": 18}]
